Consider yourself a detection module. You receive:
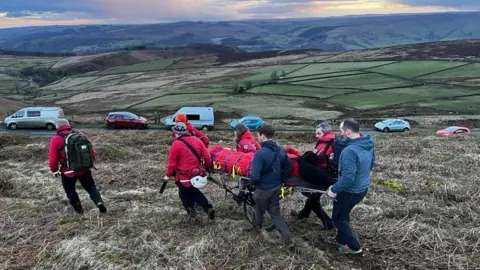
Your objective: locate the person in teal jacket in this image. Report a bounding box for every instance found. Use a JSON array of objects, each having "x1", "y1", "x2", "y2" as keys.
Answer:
[{"x1": 326, "y1": 118, "x2": 375, "y2": 255}]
